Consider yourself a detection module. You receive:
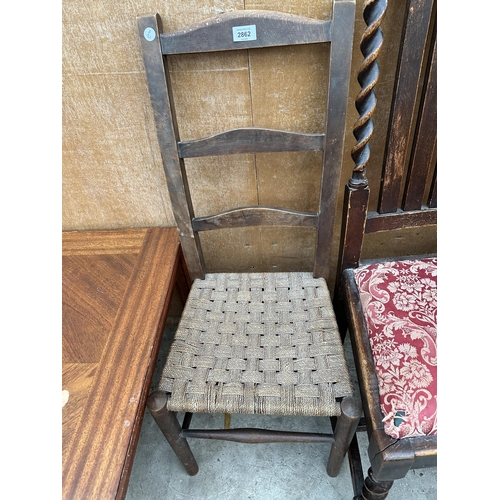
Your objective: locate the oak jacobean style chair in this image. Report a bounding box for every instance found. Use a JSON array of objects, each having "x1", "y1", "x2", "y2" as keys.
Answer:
[
  {"x1": 335, "y1": 0, "x2": 437, "y2": 498},
  {"x1": 137, "y1": 2, "x2": 362, "y2": 482}
]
